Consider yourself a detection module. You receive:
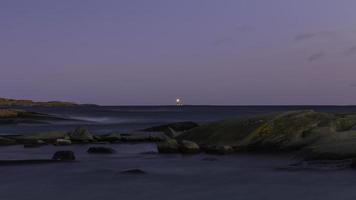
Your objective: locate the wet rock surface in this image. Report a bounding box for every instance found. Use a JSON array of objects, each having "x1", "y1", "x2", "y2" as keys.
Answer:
[
  {"x1": 52, "y1": 151, "x2": 76, "y2": 161},
  {"x1": 87, "y1": 146, "x2": 116, "y2": 154}
]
